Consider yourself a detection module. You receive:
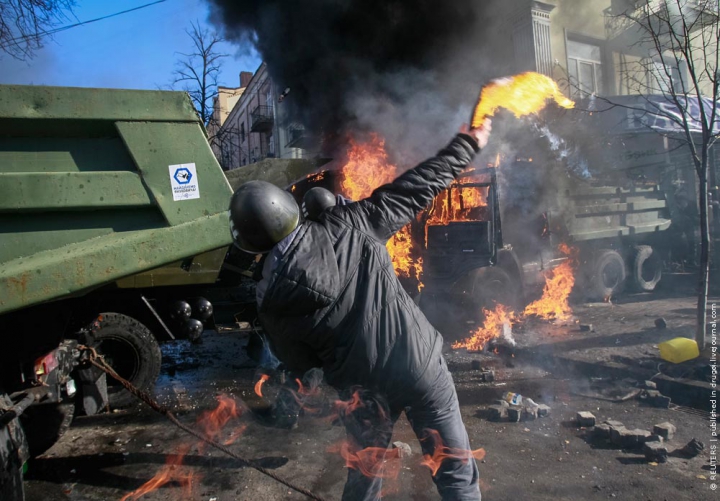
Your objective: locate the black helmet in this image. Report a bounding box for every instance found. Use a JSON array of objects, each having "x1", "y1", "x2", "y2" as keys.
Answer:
[
  {"x1": 303, "y1": 187, "x2": 336, "y2": 221},
  {"x1": 229, "y1": 181, "x2": 299, "y2": 253}
]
